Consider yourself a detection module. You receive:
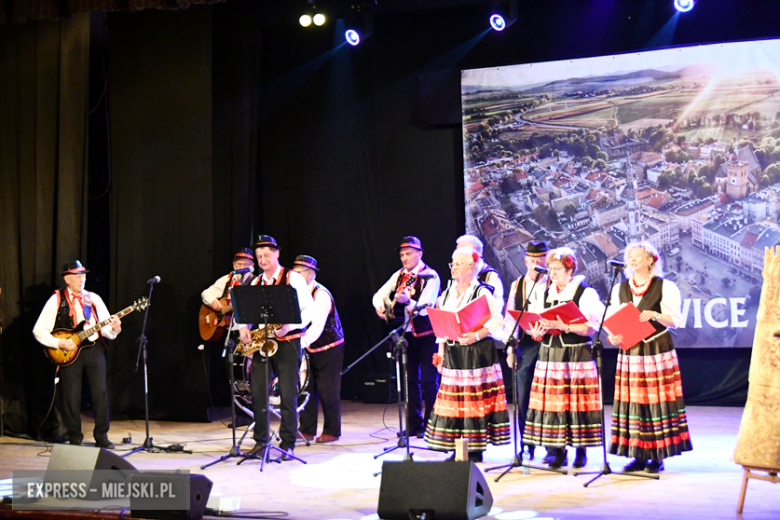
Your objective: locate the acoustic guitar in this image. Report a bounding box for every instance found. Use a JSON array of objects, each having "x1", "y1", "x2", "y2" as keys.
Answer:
[
  {"x1": 46, "y1": 297, "x2": 148, "y2": 367},
  {"x1": 198, "y1": 297, "x2": 232, "y2": 341}
]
